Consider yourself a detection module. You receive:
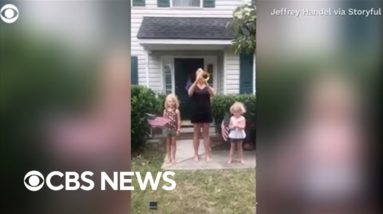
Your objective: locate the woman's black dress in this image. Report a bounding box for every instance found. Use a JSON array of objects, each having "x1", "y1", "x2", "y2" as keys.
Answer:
[{"x1": 190, "y1": 86, "x2": 213, "y2": 124}]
